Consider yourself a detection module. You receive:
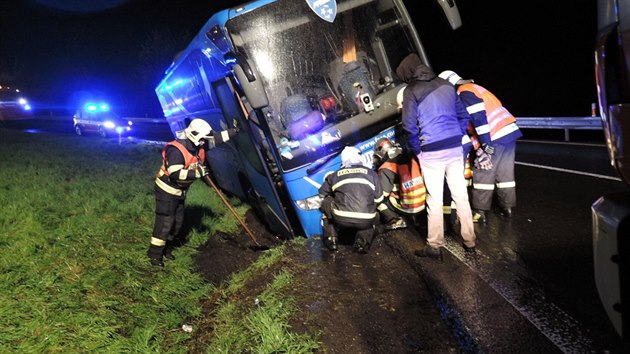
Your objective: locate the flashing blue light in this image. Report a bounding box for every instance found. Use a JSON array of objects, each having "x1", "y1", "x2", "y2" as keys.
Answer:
[
  {"x1": 86, "y1": 104, "x2": 98, "y2": 111},
  {"x1": 99, "y1": 104, "x2": 109, "y2": 111},
  {"x1": 85, "y1": 102, "x2": 110, "y2": 112}
]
